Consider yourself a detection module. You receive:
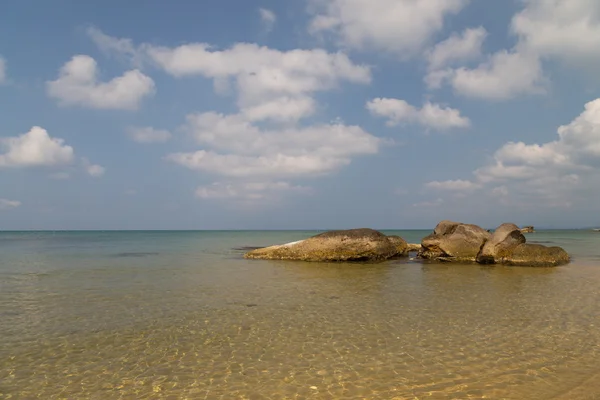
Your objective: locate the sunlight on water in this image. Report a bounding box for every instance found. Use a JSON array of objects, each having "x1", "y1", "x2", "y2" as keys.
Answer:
[{"x1": 1, "y1": 230, "x2": 600, "y2": 399}]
